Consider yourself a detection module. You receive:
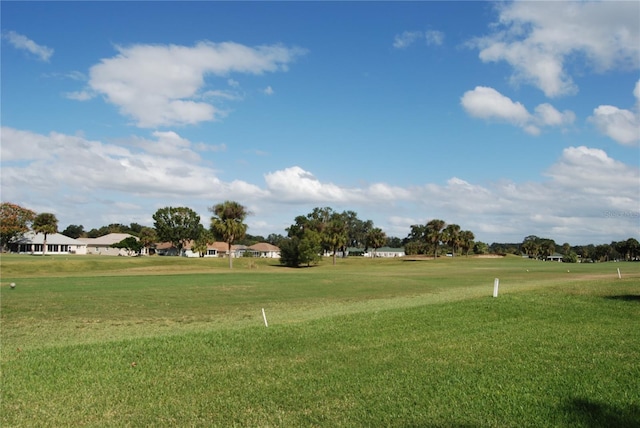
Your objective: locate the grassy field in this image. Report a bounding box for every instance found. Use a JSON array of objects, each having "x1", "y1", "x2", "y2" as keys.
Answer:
[{"x1": 1, "y1": 254, "x2": 639, "y2": 427}]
